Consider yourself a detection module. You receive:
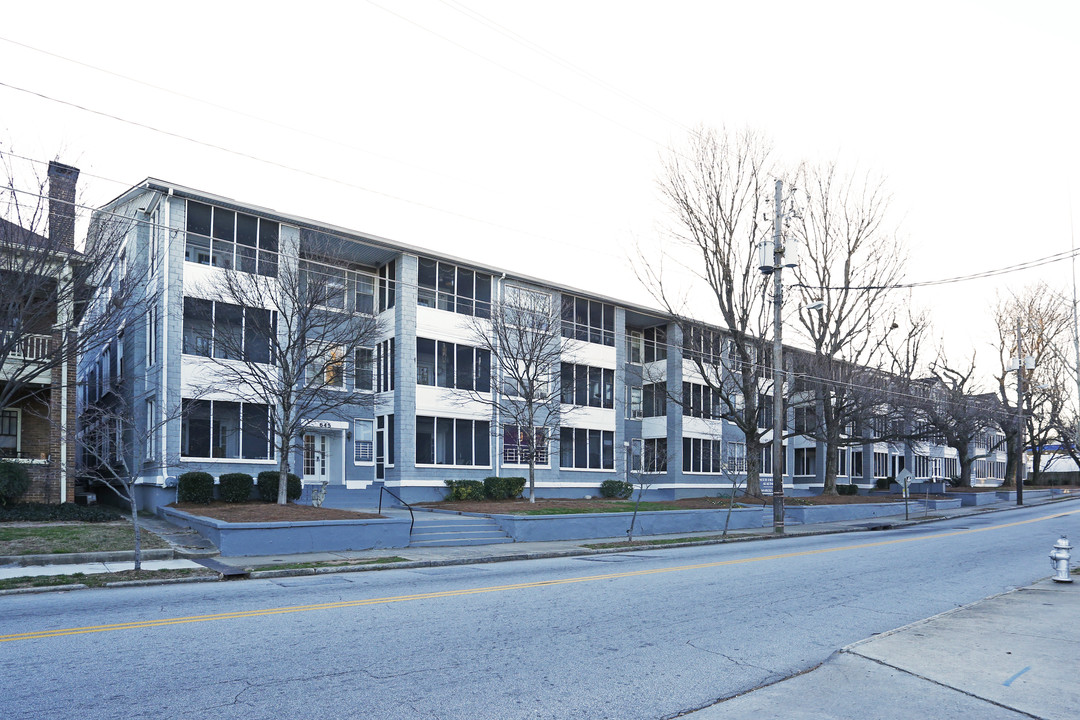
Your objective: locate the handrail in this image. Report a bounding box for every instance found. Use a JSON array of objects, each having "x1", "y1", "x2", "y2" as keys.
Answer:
[{"x1": 379, "y1": 486, "x2": 414, "y2": 535}]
